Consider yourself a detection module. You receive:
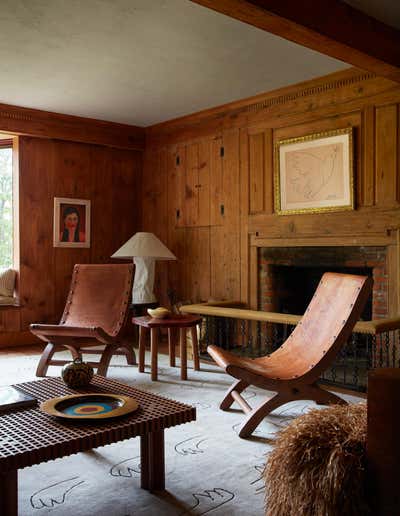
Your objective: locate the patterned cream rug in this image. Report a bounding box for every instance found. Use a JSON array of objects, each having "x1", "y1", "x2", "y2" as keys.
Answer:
[{"x1": 0, "y1": 349, "x2": 361, "y2": 516}]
